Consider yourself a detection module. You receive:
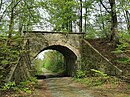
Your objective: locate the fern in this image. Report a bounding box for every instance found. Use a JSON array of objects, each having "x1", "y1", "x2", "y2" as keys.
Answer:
[{"x1": 91, "y1": 69, "x2": 108, "y2": 77}]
